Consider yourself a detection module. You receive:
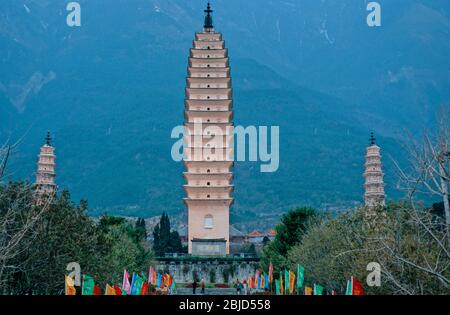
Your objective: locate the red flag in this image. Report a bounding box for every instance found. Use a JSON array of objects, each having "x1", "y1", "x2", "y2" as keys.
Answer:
[
  {"x1": 93, "y1": 285, "x2": 102, "y2": 296},
  {"x1": 114, "y1": 285, "x2": 123, "y2": 295},
  {"x1": 141, "y1": 282, "x2": 149, "y2": 295},
  {"x1": 332, "y1": 290, "x2": 337, "y2": 296},
  {"x1": 352, "y1": 277, "x2": 365, "y2": 295}
]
